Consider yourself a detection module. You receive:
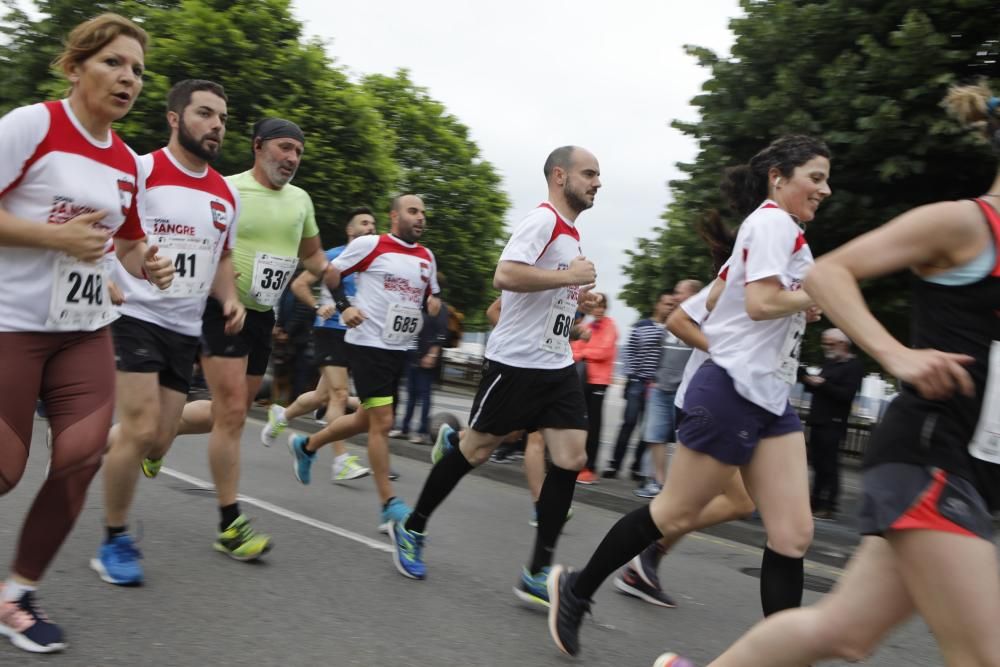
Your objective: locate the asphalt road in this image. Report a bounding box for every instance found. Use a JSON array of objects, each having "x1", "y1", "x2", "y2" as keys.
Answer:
[{"x1": 3, "y1": 404, "x2": 942, "y2": 666}]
